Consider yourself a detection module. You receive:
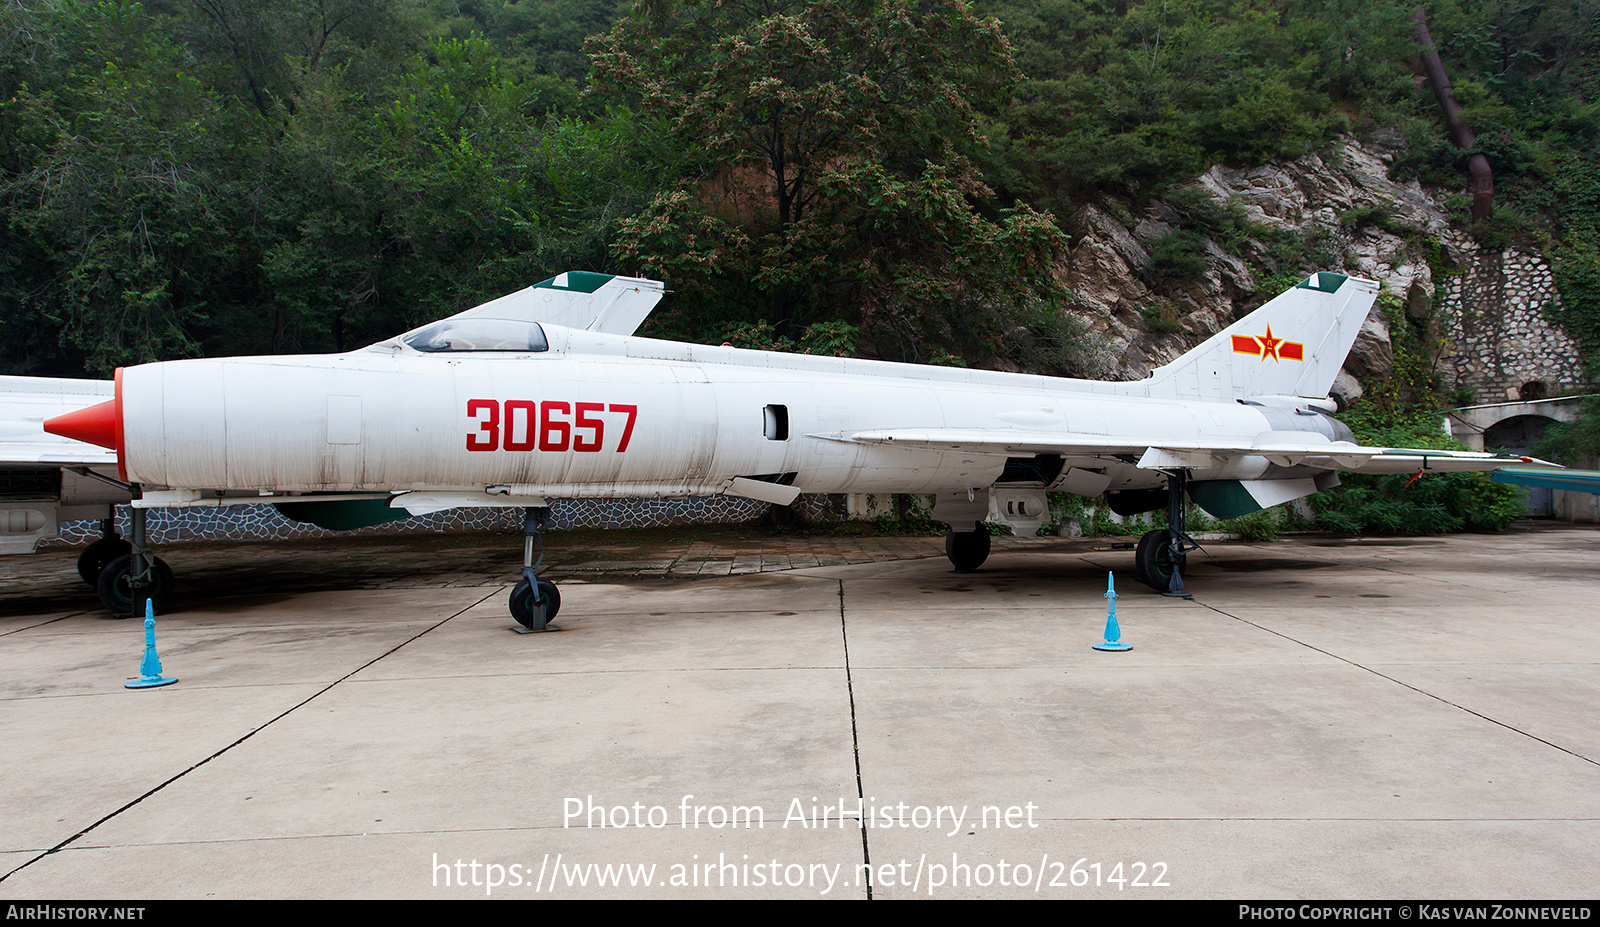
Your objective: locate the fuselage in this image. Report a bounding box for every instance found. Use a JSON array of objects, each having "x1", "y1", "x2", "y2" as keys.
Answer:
[{"x1": 114, "y1": 324, "x2": 1345, "y2": 498}]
